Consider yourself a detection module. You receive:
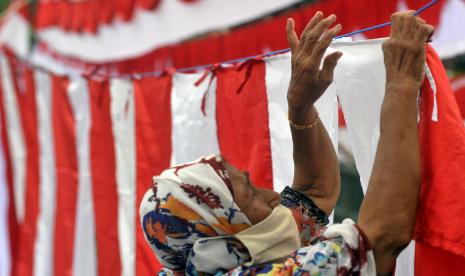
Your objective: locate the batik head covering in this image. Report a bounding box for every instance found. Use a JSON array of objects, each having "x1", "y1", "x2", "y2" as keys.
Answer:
[
  {"x1": 140, "y1": 155, "x2": 302, "y2": 274},
  {"x1": 139, "y1": 155, "x2": 253, "y2": 273}
]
